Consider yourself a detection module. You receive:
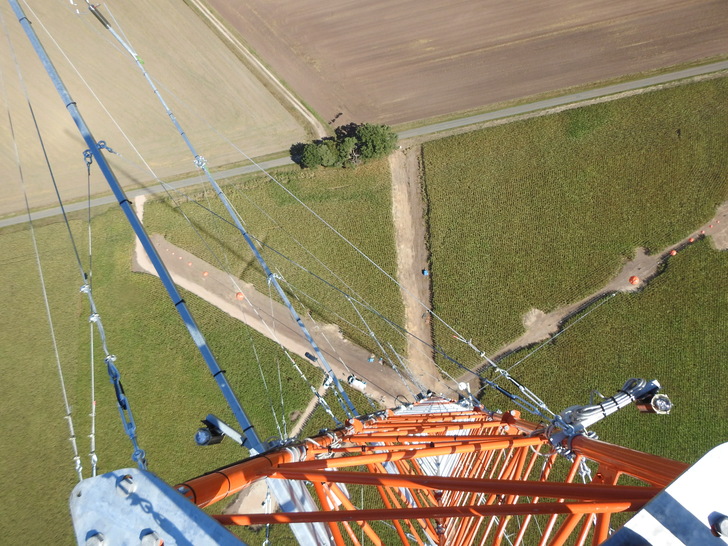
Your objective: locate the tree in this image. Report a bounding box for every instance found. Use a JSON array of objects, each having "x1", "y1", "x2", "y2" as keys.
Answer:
[
  {"x1": 319, "y1": 139, "x2": 339, "y2": 167},
  {"x1": 337, "y1": 136, "x2": 357, "y2": 165},
  {"x1": 355, "y1": 123, "x2": 398, "y2": 160},
  {"x1": 289, "y1": 142, "x2": 306, "y2": 165},
  {"x1": 300, "y1": 142, "x2": 323, "y2": 168}
]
